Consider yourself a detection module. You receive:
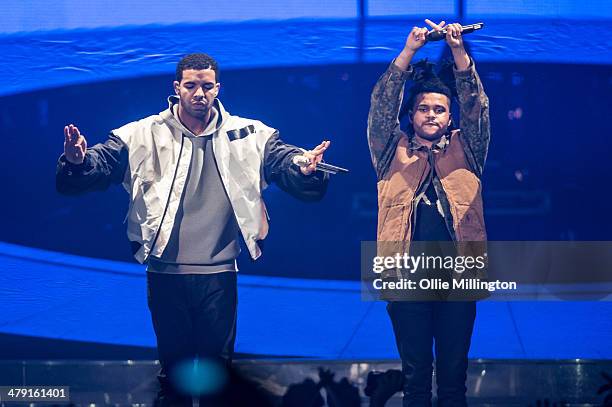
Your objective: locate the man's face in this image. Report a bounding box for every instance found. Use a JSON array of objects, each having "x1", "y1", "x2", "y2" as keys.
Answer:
[
  {"x1": 173, "y1": 68, "x2": 220, "y2": 120},
  {"x1": 411, "y1": 92, "x2": 451, "y2": 141}
]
